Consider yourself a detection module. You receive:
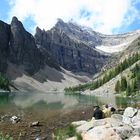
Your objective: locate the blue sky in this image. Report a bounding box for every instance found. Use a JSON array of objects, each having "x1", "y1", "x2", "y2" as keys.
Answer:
[{"x1": 0, "y1": 0, "x2": 140, "y2": 34}]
